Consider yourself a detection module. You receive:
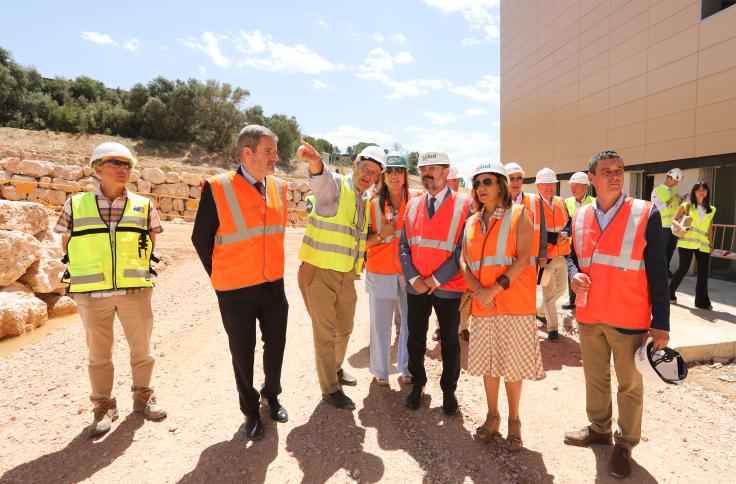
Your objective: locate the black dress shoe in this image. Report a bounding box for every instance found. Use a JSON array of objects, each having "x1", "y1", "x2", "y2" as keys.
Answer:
[
  {"x1": 548, "y1": 330, "x2": 559, "y2": 342},
  {"x1": 405, "y1": 385, "x2": 424, "y2": 410},
  {"x1": 337, "y1": 369, "x2": 357, "y2": 386},
  {"x1": 536, "y1": 315, "x2": 547, "y2": 325},
  {"x1": 265, "y1": 397, "x2": 288, "y2": 422},
  {"x1": 443, "y1": 392, "x2": 458, "y2": 416},
  {"x1": 244, "y1": 414, "x2": 264, "y2": 440},
  {"x1": 323, "y1": 390, "x2": 356, "y2": 410}
]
